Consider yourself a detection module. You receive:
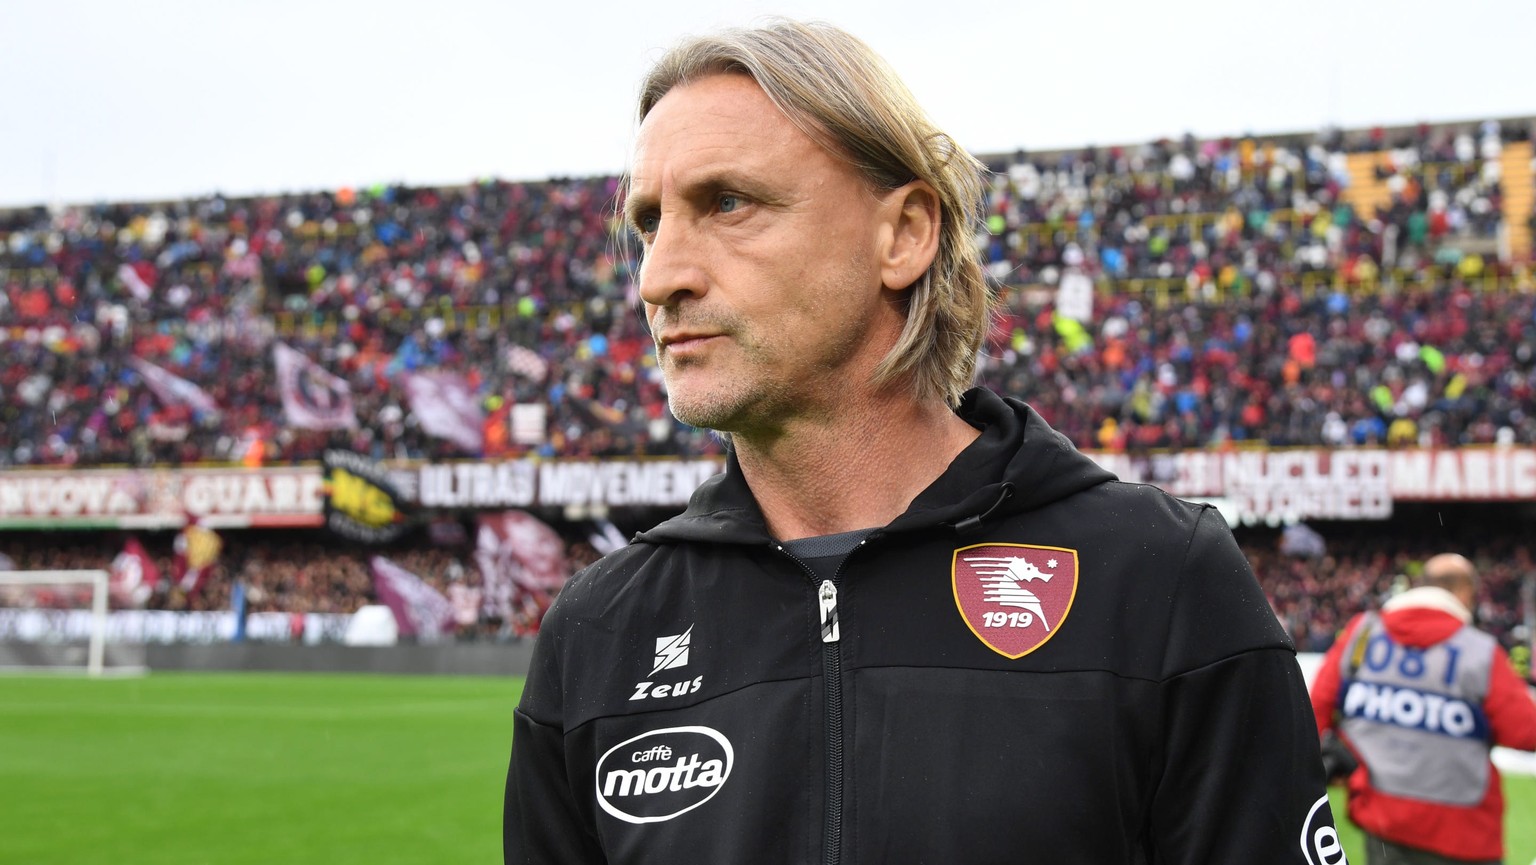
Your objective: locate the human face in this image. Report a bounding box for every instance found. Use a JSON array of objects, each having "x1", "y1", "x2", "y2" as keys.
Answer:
[{"x1": 627, "y1": 74, "x2": 903, "y2": 436}]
